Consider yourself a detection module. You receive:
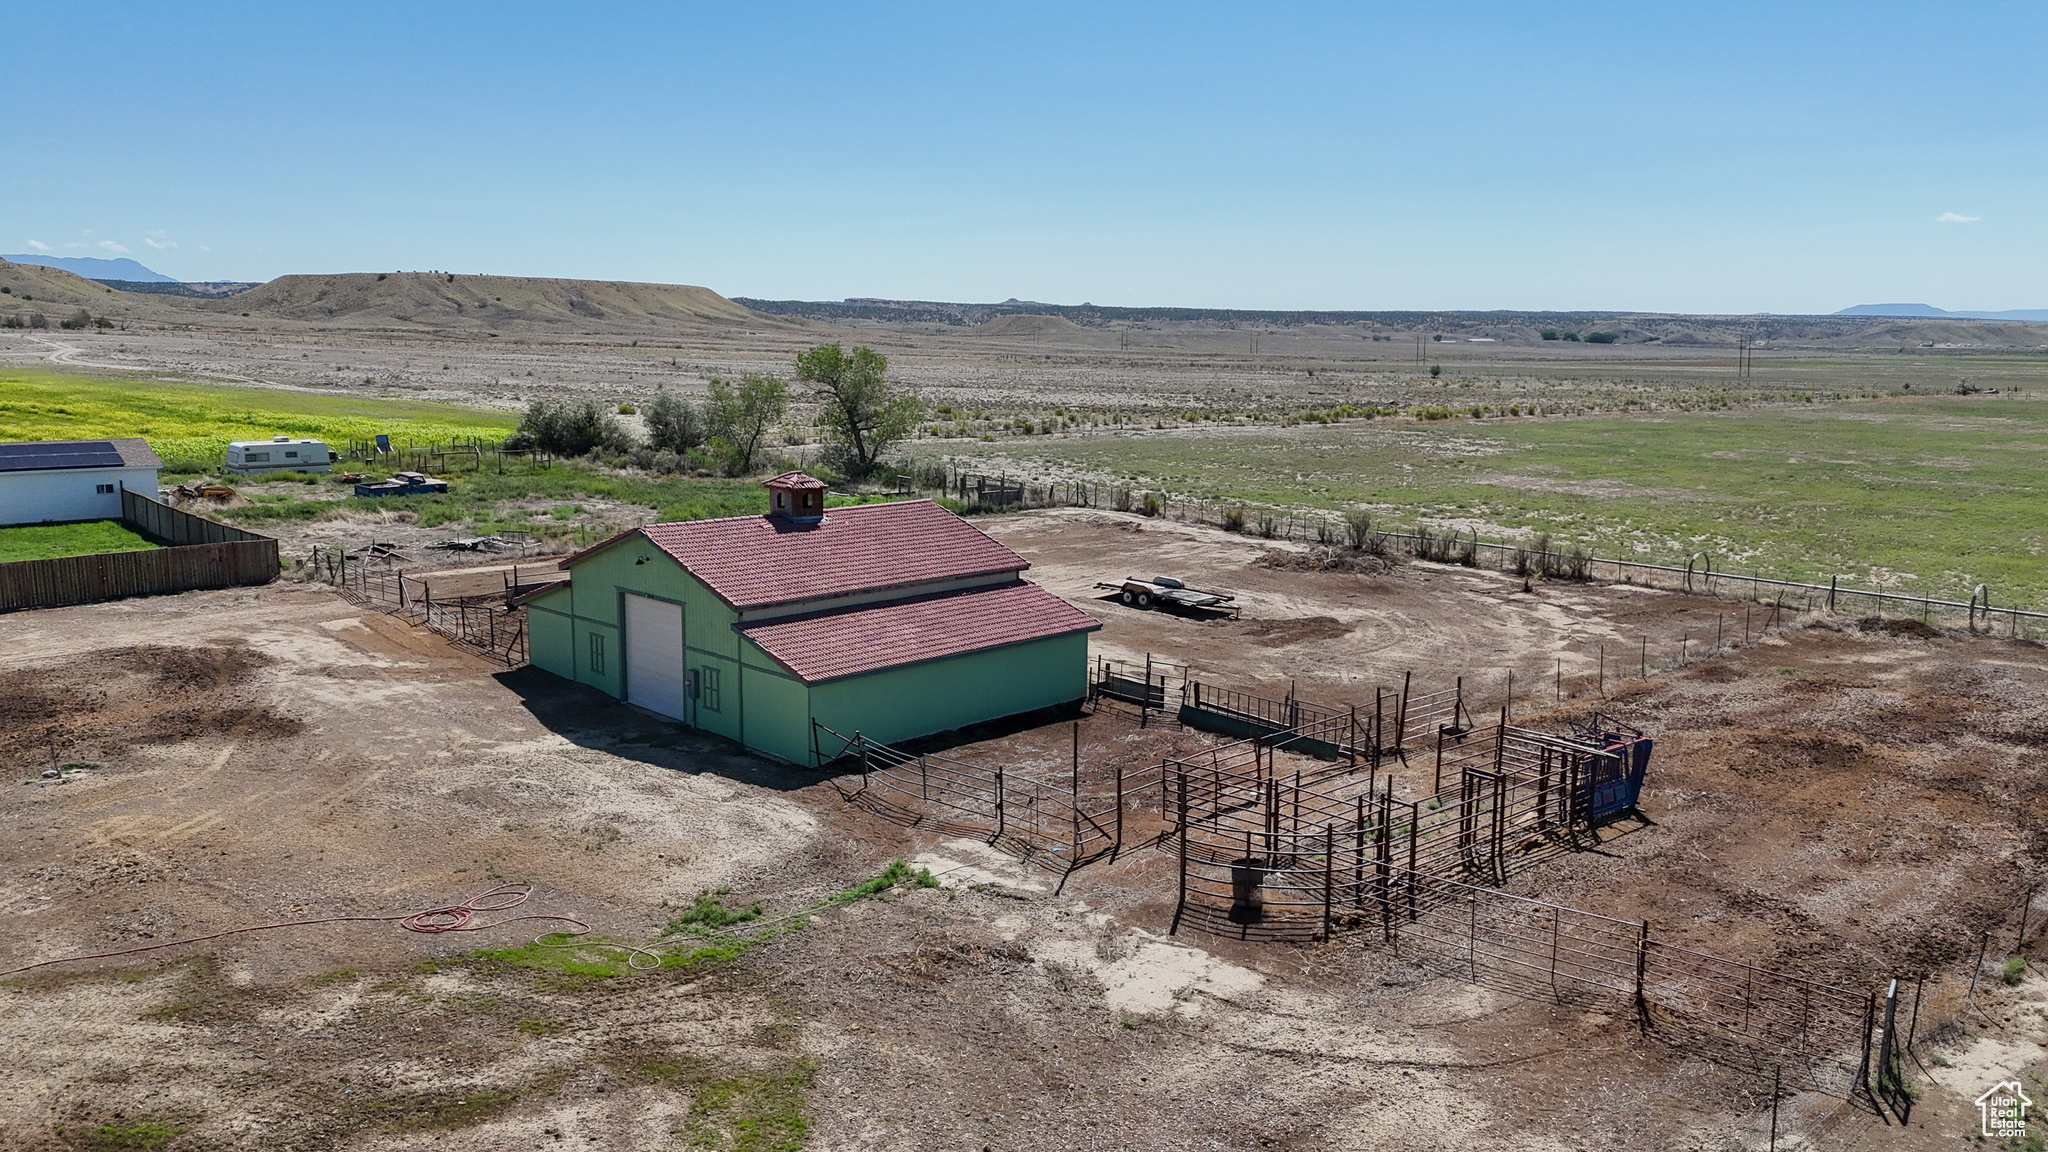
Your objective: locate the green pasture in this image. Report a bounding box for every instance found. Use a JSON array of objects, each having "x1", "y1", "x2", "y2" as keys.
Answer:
[
  {"x1": 0, "y1": 368, "x2": 519, "y2": 471},
  {"x1": 0, "y1": 520, "x2": 161, "y2": 563},
  {"x1": 218, "y1": 464, "x2": 778, "y2": 536},
  {"x1": 958, "y1": 396, "x2": 2048, "y2": 606}
]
